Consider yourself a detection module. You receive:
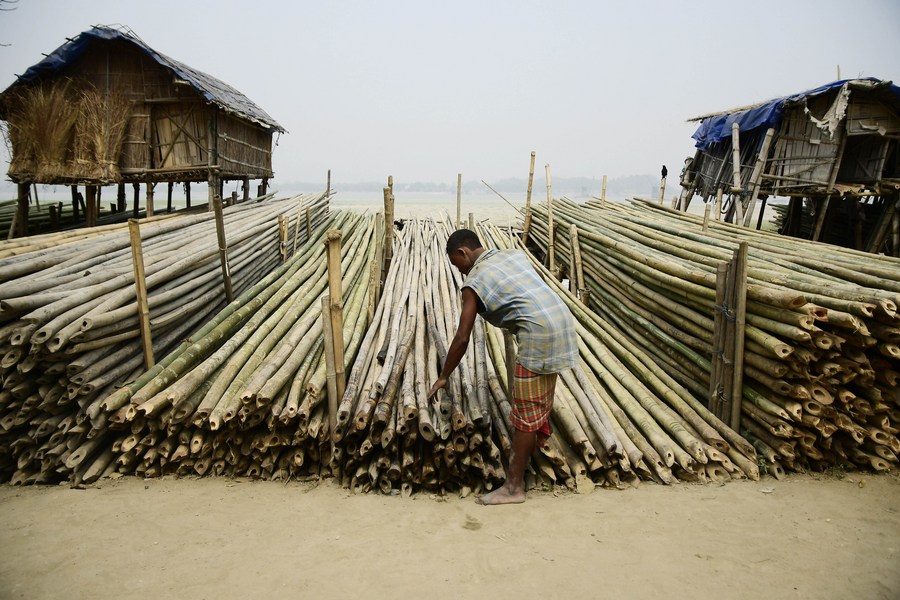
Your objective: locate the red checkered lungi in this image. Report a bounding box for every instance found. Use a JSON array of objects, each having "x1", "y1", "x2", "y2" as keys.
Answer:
[{"x1": 510, "y1": 363, "x2": 558, "y2": 437}]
